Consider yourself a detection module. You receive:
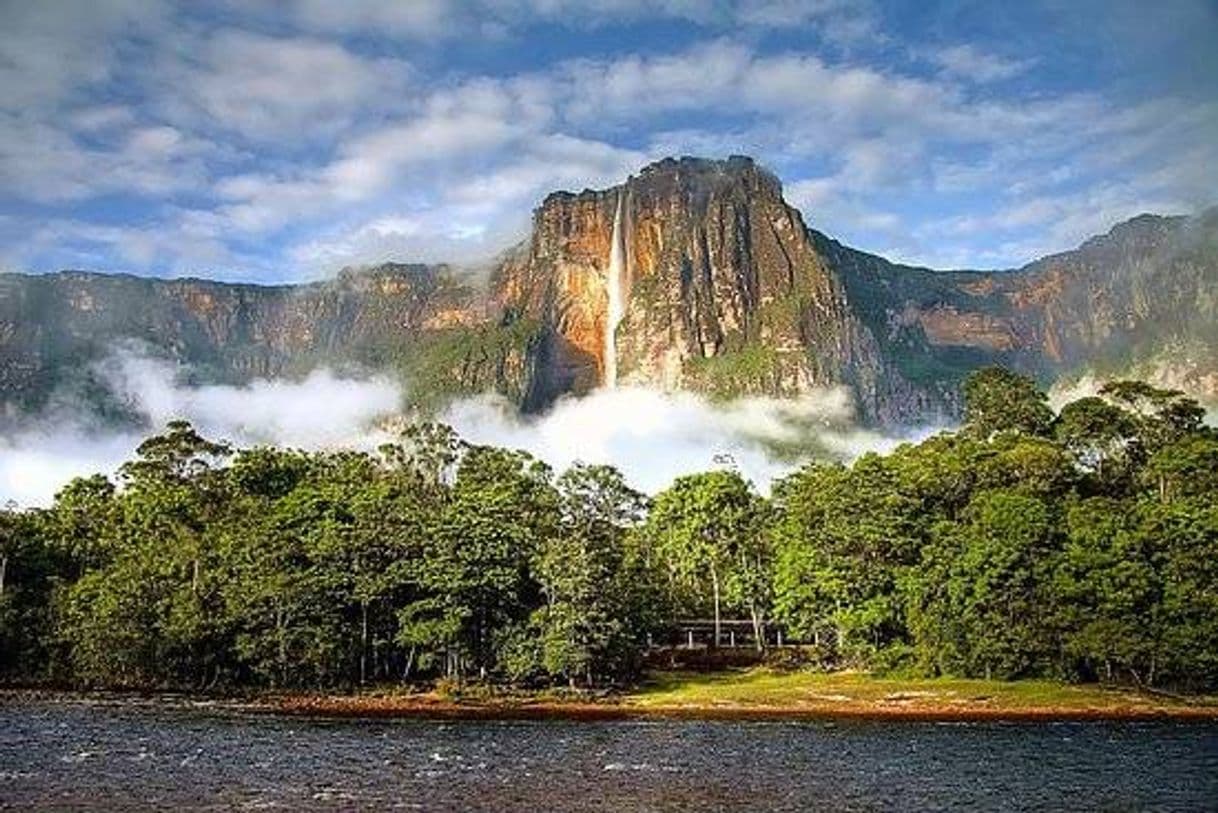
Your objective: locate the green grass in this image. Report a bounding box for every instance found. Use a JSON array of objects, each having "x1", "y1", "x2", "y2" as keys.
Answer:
[{"x1": 628, "y1": 668, "x2": 1217, "y2": 711}]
